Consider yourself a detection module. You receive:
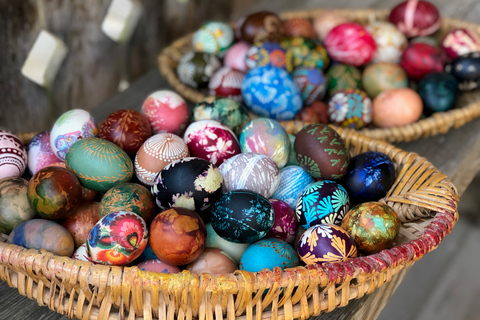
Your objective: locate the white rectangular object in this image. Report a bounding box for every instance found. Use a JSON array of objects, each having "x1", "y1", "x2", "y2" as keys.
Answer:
[{"x1": 101, "y1": 0, "x2": 142, "y2": 42}]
